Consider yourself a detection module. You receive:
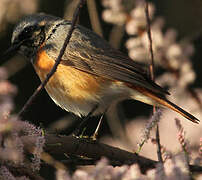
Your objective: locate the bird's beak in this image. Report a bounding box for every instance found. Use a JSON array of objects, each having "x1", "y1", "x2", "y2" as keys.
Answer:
[{"x1": 1, "y1": 42, "x2": 21, "y2": 61}]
